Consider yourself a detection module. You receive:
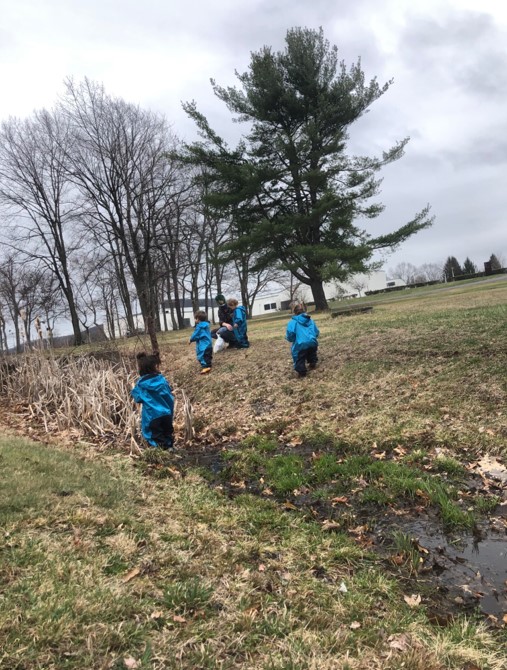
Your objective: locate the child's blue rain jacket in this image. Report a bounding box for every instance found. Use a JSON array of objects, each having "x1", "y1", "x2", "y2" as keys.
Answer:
[
  {"x1": 190, "y1": 321, "x2": 212, "y2": 365},
  {"x1": 233, "y1": 306, "x2": 249, "y2": 348},
  {"x1": 131, "y1": 373, "x2": 174, "y2": 446},
  {"x1": 285, "y1": 313, "x2": 319, "y2": 361}
]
